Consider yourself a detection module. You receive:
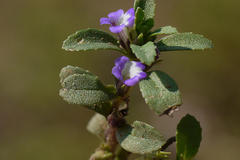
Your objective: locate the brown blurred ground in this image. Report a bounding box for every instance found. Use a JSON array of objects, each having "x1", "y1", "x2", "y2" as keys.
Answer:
[{"x1": 0, "y1": 0, "x2": 239, "y2": 159}]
